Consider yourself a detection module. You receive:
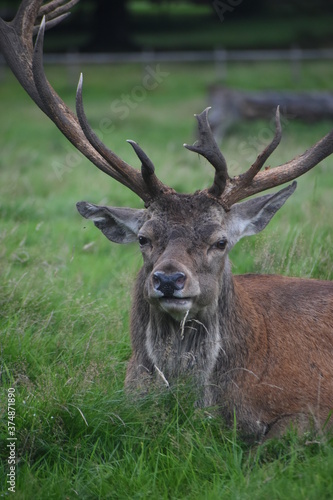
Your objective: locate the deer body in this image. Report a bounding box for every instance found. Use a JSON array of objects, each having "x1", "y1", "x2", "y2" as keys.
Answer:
[
  {"x1": 2, "y1": 0, "x2": 333, "y2": 440},
  {"x1": 130, "y1": 274, "x2": 333, "y2": 438},
  {"x1": 119, "y1": 194, "x2": 333, "y2": 438}
]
